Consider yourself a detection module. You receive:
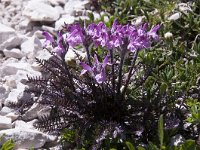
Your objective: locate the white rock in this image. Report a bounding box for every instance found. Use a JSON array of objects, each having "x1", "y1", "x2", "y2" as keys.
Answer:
[
  {"x1": 170, "y1": 134, "x2": 185, "y2": 146},
  {"x1": 41, "y1": 25, "x2": 57, "y2": 36},
  {"x1": 0, "y1": 116, "x2": 12, "y2": 129},
  {"x1": 36, "y1": 49, "x2": 53, "y2": 60},
  {"x1": 15, "y1": 70, "x2": 29, "y2": 84},
  {"x1": 31, "y1": 62, "x2": 42, "y2": 72},
  {"x1": 65, "y1": 48, "x2": 86, "y2": 63},
  {"x1": 37, "y1": 106, "x2": 51, "y2": 119},
  {"x1": 22, "y1": 103, "x2": 44, "y2": 121},
  {"x1": 1, "y1": 0, "x2": 13, "y2": 2},
  {"x1": 2, "y1": 62, "x2": 41, "y2": 76},
  {"x1": 0, "y1": 34, "x2": 26, "y2": 50},
  {"x1": 14, "y1": 120, "x2": 35, "y2": 130},
  {"x1": 168, "y1": 12, "x2": 181, "y2": 21},
  {"x1": 18, "y1": 18, "x2": 32, "y2": 31},
  {"x1": 132, "y1": 16, "x2": 145, "y2": 26},
  {"x1": 55, "y1": 6, "x2": 65, "y2": 15},
  {"x1": 1, "y1": 57, "x2": 18, "y2": 67},
  {"x1": 0, "y1": 103, "x2": 2, "y2": 111},
  {"x1": 0, "y1": 106, "x2": 14, "y2": 116},
  {"x1": 3, "y1": 48, "x2": 24, "y2": 59},
  {"x1": 48, "y1": 0, "x2": 66, "y2": 6},
  {"x1": 23, "y1": 0, "x2": 60, "y2": 22},
  {"x1": 64, "y1": 0, "x2": 89, "y2": 16},
  {"x1": 0, "y1": 128, "x2": 49, "y2": 149},
  {"x1": 55, "y1": 15, "x2": 75, "y2": 30},
  {"x1": 177, "y1": 3, "x2": 192, "y2": 13},
  {"x1": 78, "y1": 15, "x2": 89, "y2": 21},
  {"x1": 4, "y1": 75, "x2": 17, "y2": 88},
  {"x1": 5, "y1": 112, "x2": 19, "y2": 122},
  {"x1": 34, "y1": 30, "x2": 44, "y2": 39},
  {"x1": 0, "y1": 85, "x2": 10, "y2": 103},
  {"x1": 91, "y1": 11, "x2": 101, "y2": 20},
  {"x1": 4, "y1": 83, "x2": 30, "y2": 106},
  {"x1": 21, "y1": 36, "x2": 42, "y2": 58},
  {"x1": 0, "y1": 23, "x2": 16, "y2": 45}
]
